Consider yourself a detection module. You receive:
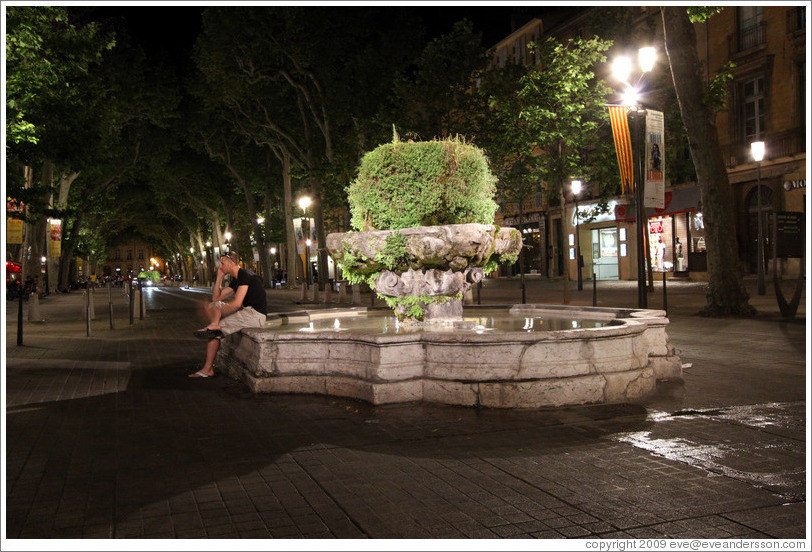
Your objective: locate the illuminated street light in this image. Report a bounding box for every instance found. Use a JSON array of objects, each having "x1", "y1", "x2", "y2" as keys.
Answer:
[
  {"x1": 611, "y1": 46, "x2": 656, "y2": 308},
  {"x1": 751, "y1": 141, "x2": 766, "y2": 296},
  {"x1": 298, "y1": 197, "x2": 312, "y2": 286},
  {"x1": 571, "y1": 179, "x2": 583, "y2": 291}
]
